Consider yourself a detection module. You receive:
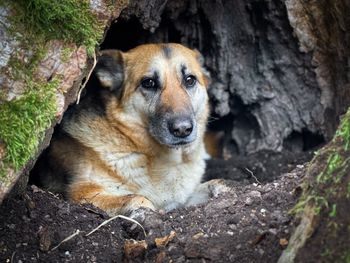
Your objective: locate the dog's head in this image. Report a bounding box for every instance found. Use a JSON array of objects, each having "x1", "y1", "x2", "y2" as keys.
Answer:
[{"x1": 95, "y1": 43, "x2": 210, "y2": 148}]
